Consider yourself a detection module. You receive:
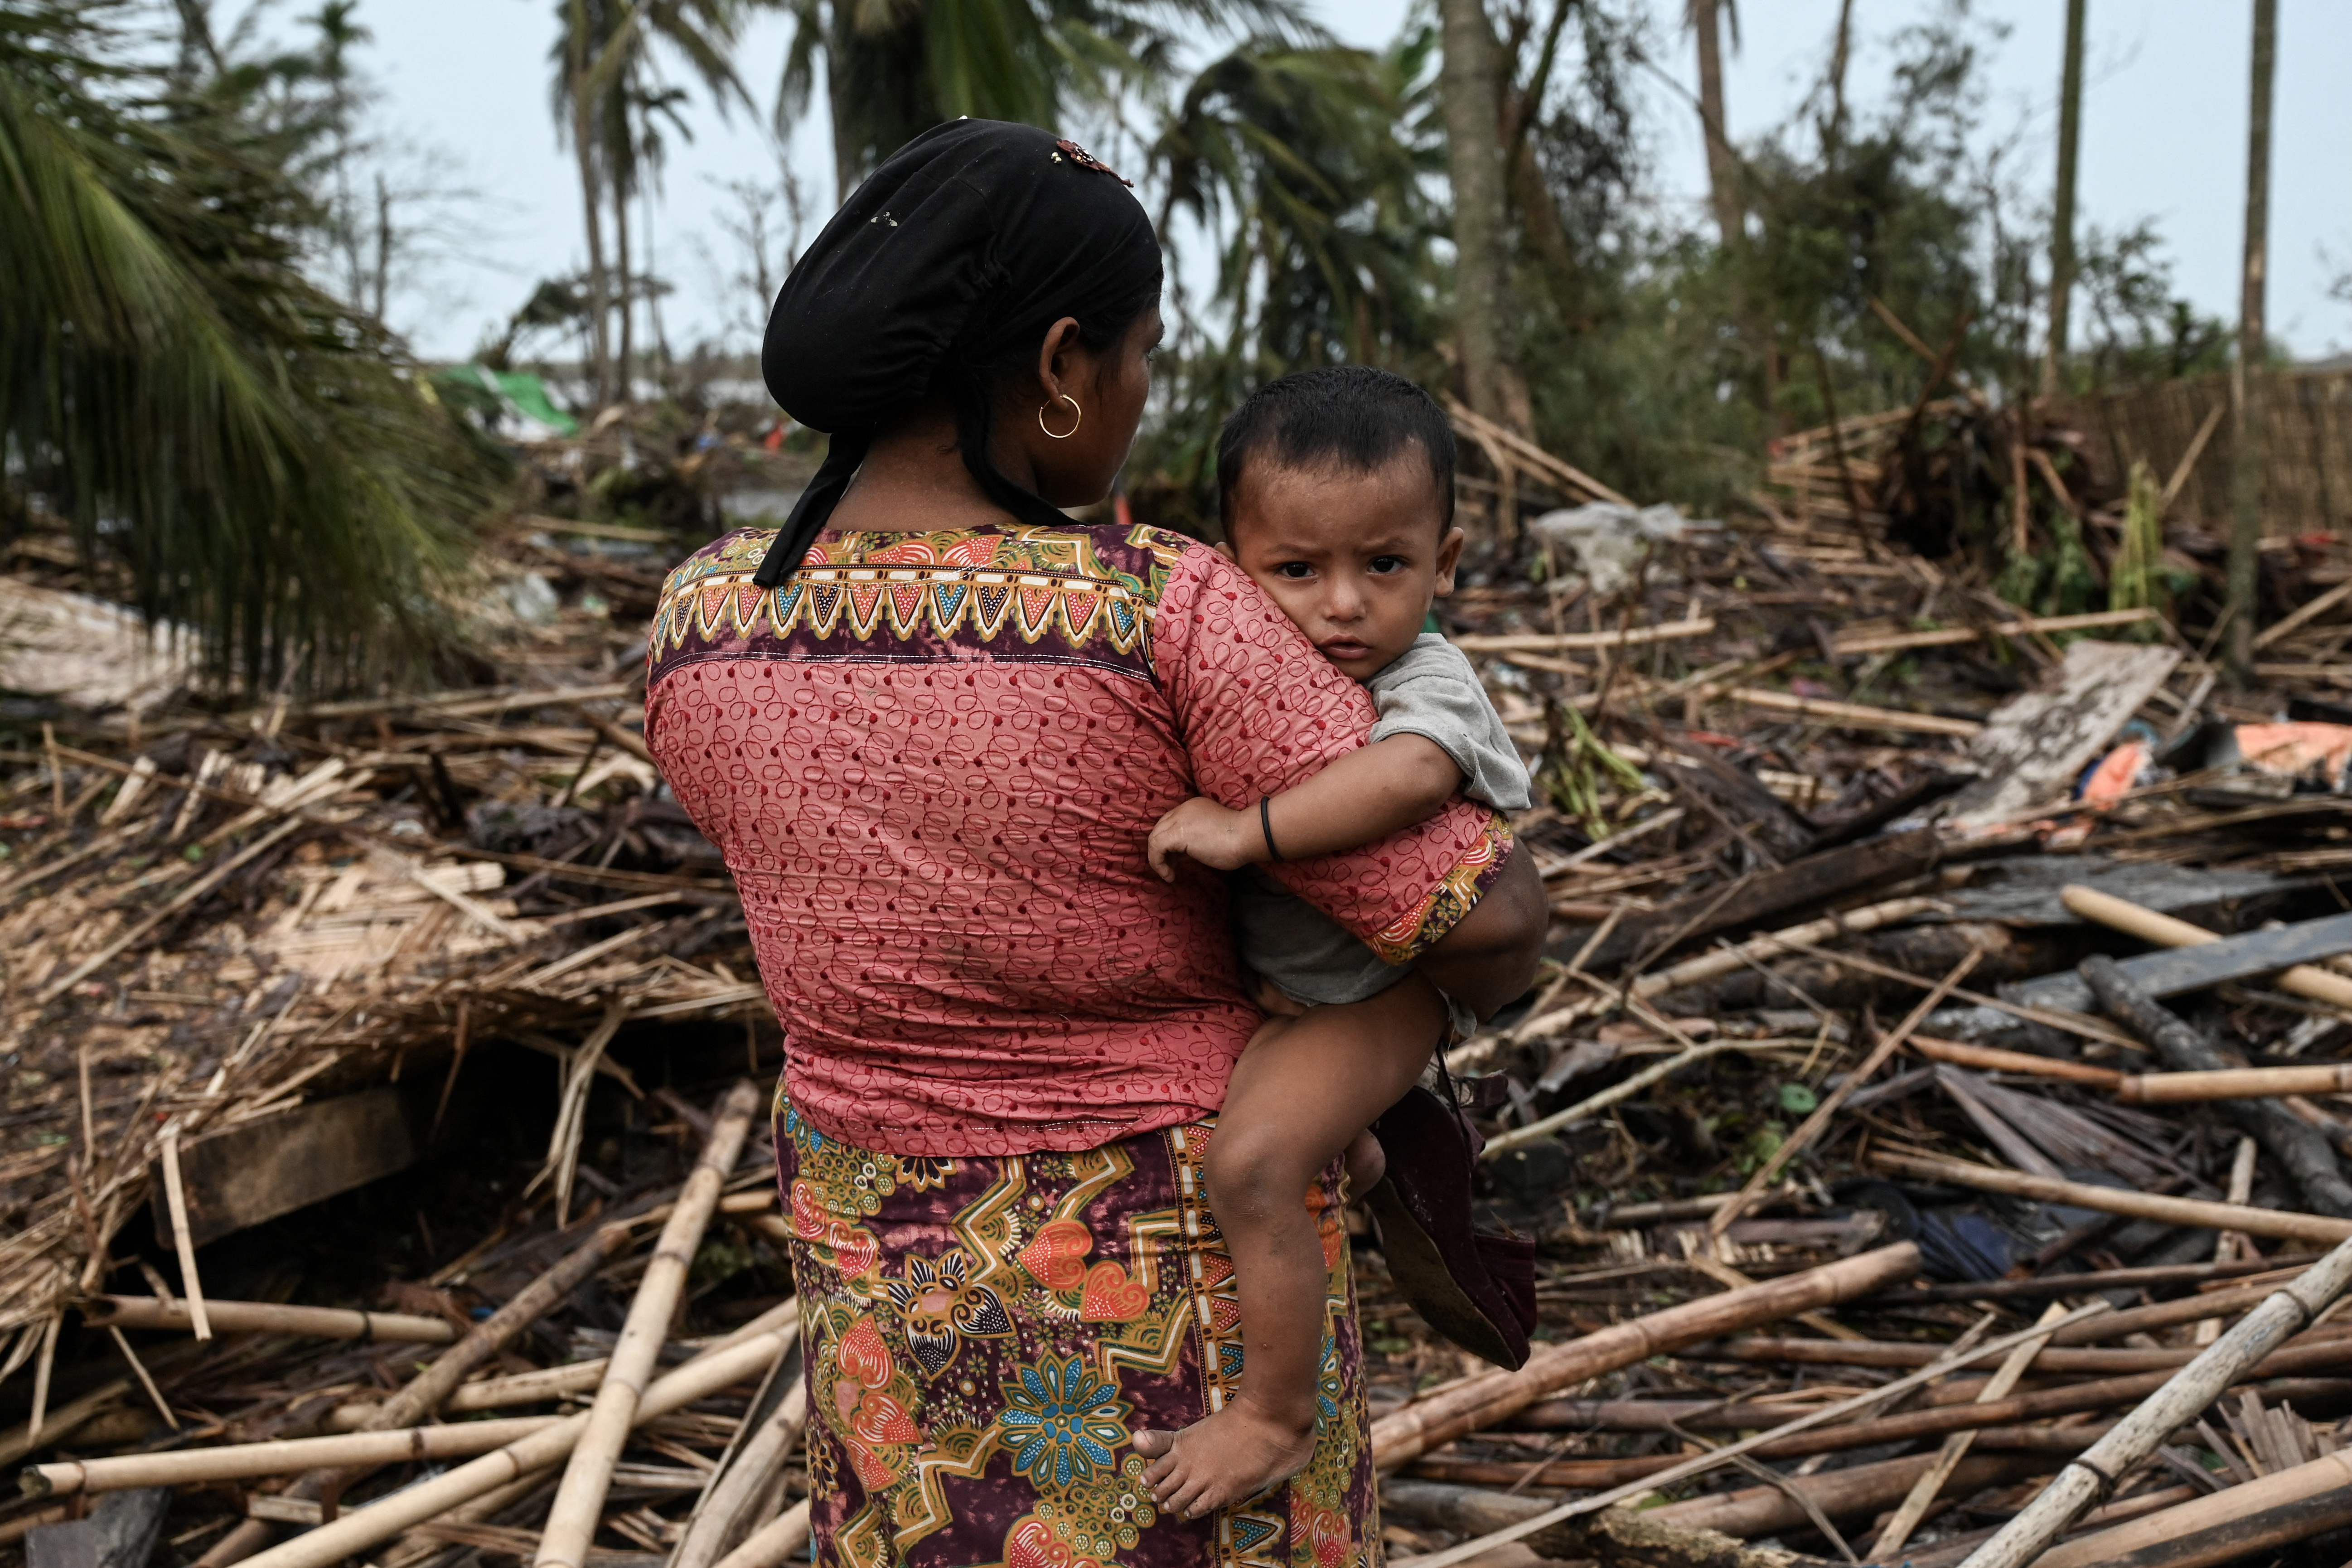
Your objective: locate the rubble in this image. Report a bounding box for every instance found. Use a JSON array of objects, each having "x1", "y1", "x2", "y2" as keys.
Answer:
[{"x1": 13, "y1": 397, "x2": 2352, "y2": 1568}]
